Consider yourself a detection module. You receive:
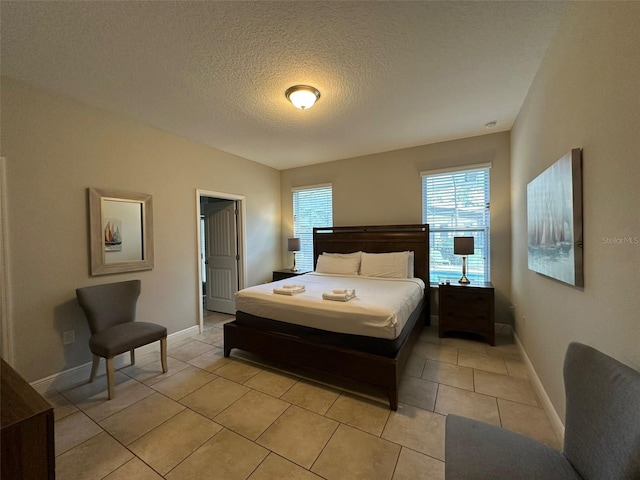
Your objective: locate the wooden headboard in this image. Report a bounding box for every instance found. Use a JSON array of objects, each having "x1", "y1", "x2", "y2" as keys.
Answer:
[{"x1": 313, "y1": 224, "x2": 430, "y2": 285}]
